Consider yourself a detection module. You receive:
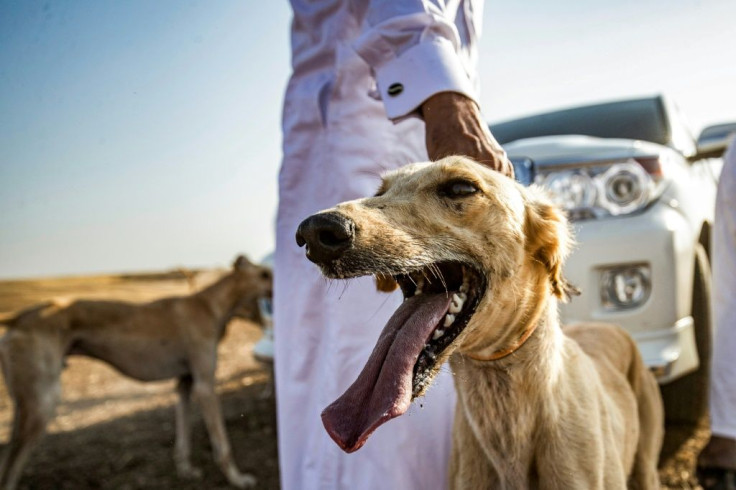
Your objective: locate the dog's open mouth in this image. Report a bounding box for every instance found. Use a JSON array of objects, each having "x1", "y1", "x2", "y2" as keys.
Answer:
[{"x1": 321, "y1": 261, "x2": 485, "y2": 453}]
